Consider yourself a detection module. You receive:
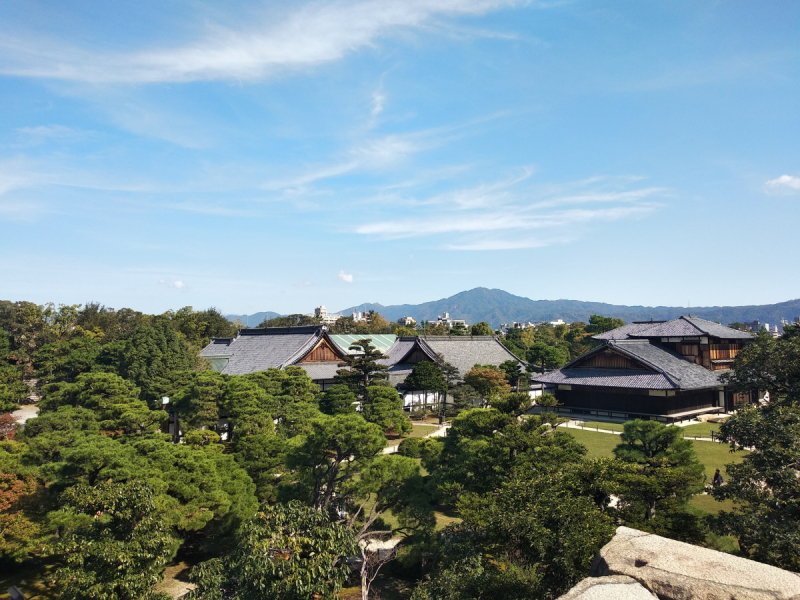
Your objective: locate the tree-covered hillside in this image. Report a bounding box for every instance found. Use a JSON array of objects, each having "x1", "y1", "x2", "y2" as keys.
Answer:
[{"x1": 338, "y1": 287, "x2": 800, "y2": 328}]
